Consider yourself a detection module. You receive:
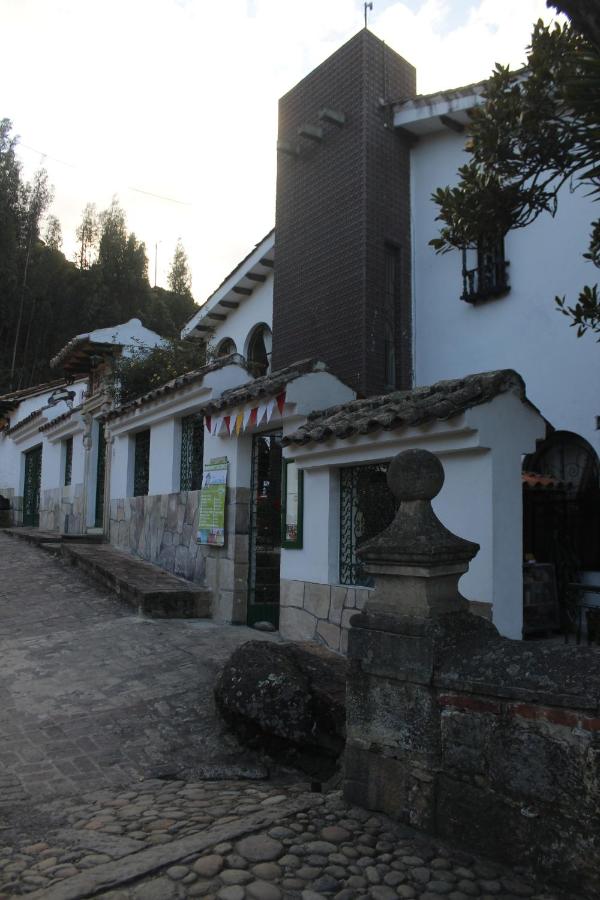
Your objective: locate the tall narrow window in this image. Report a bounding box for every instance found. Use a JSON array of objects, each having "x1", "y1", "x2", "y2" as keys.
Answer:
[
  {"x1": 64, "y1": 437, "x2": 73, "y2": 487},
  {"x1": 383, "y1": 244, "x2": 399, "y2": 389},
  {"x1": 180, "y1": 414, "x2": 204, "y2": 491},
  {"x1": 133, "y1": 430, "x2": 150, "y2": 497},
  {"x1": 461, "y1": 237, "x2": 509, "y2": 303}
]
